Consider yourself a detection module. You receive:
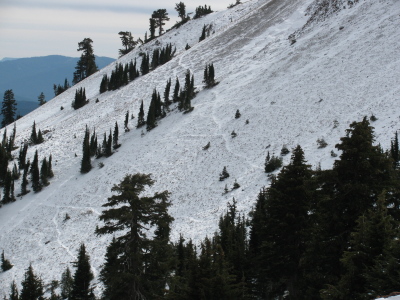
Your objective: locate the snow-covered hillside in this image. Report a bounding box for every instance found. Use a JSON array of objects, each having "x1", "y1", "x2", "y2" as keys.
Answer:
[{"x1": 1, "y1": 0, "x2": 399, "y2": 295}]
